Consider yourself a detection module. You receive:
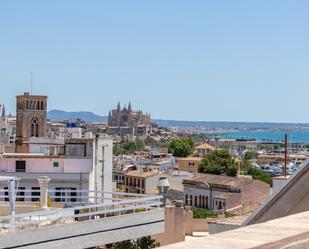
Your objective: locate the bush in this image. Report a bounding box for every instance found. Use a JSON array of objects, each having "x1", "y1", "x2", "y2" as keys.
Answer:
[
  {"x1": 247, "y1": 166, "x2": 272, "y2": 184},
  {"x1": 113, "y1": 236, "x2": 160, "y2": 249},
  {"x1": 192, "y1": 208, "x2": 218, "y2": 219}
]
